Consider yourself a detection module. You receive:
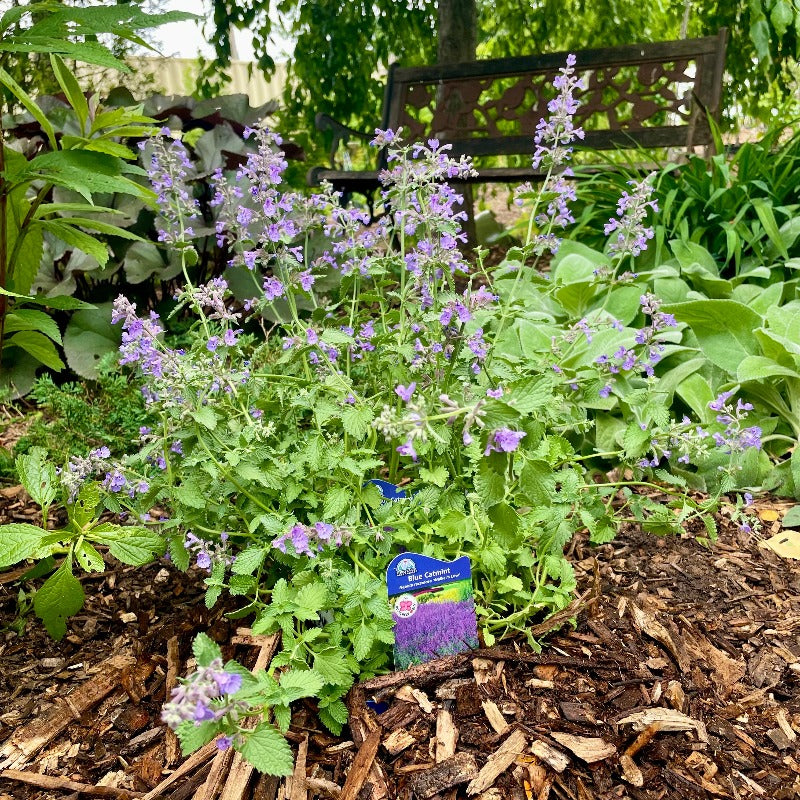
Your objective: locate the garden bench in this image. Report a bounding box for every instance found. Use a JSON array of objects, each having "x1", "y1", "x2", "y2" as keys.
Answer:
[{"x1": 308, "y1": 30, "x2": 728, "y2": 204}]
